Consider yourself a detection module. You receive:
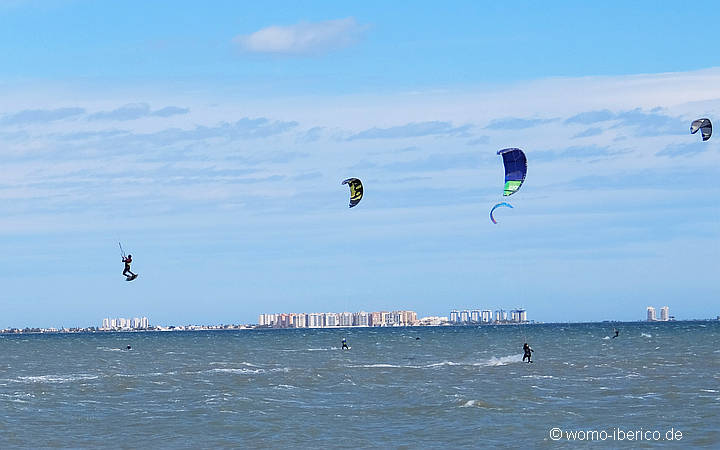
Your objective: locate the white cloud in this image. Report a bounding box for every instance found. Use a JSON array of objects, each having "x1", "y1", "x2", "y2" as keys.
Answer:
[{"x1": 233, "y1": 18, "x2": 364, "y2": 55}]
